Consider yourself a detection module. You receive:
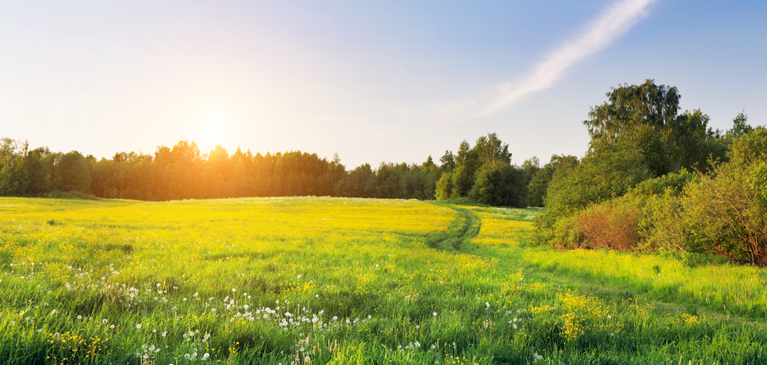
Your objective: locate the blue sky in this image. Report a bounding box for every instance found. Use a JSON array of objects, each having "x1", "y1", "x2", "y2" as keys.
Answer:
[{"x1": 1, "y1": 0, "x2": 765, "y2": 168}]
